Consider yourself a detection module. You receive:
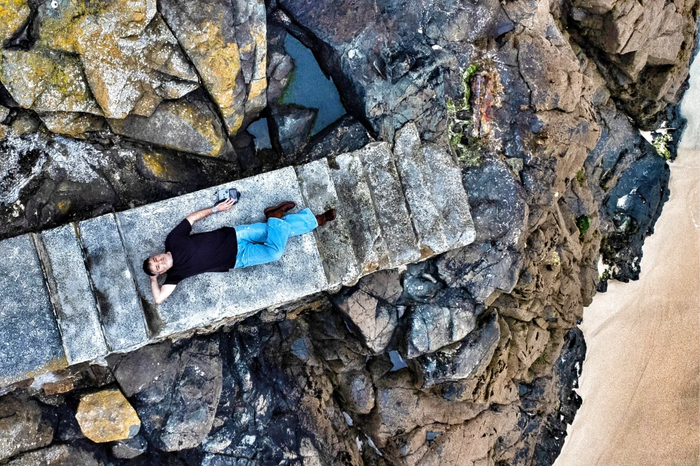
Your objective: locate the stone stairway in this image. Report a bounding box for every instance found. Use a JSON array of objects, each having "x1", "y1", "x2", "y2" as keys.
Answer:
[{"x1": 0, "y1": 123, "x2": 475, "y2": 388}]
